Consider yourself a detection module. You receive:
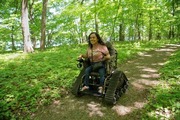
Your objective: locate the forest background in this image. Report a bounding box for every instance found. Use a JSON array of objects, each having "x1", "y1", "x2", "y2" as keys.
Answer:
[
  {"x1": 0, "y1": 0, "x2": 179, "y2": 52},
  {"x1": 0, "y1": 0, "x2": 180, "y2": 119}
]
